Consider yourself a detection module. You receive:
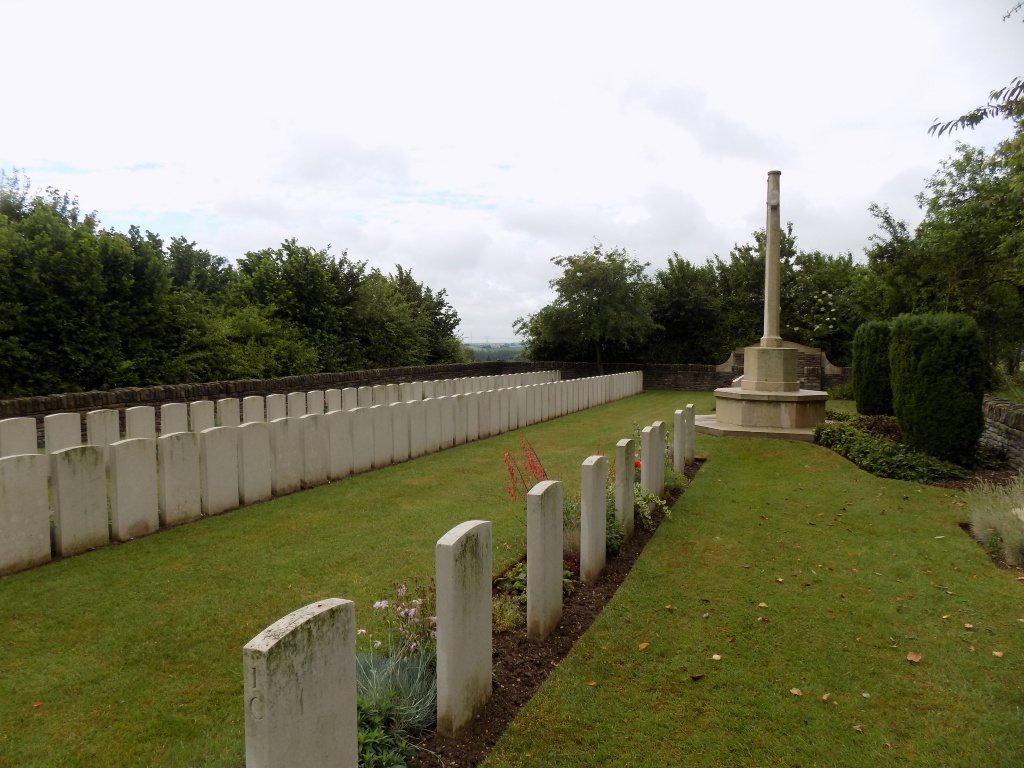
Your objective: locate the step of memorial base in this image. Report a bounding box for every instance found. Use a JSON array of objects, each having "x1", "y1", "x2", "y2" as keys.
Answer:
[{"x1": 694, "y1": 414, "x2": 817, "y2": 443}]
